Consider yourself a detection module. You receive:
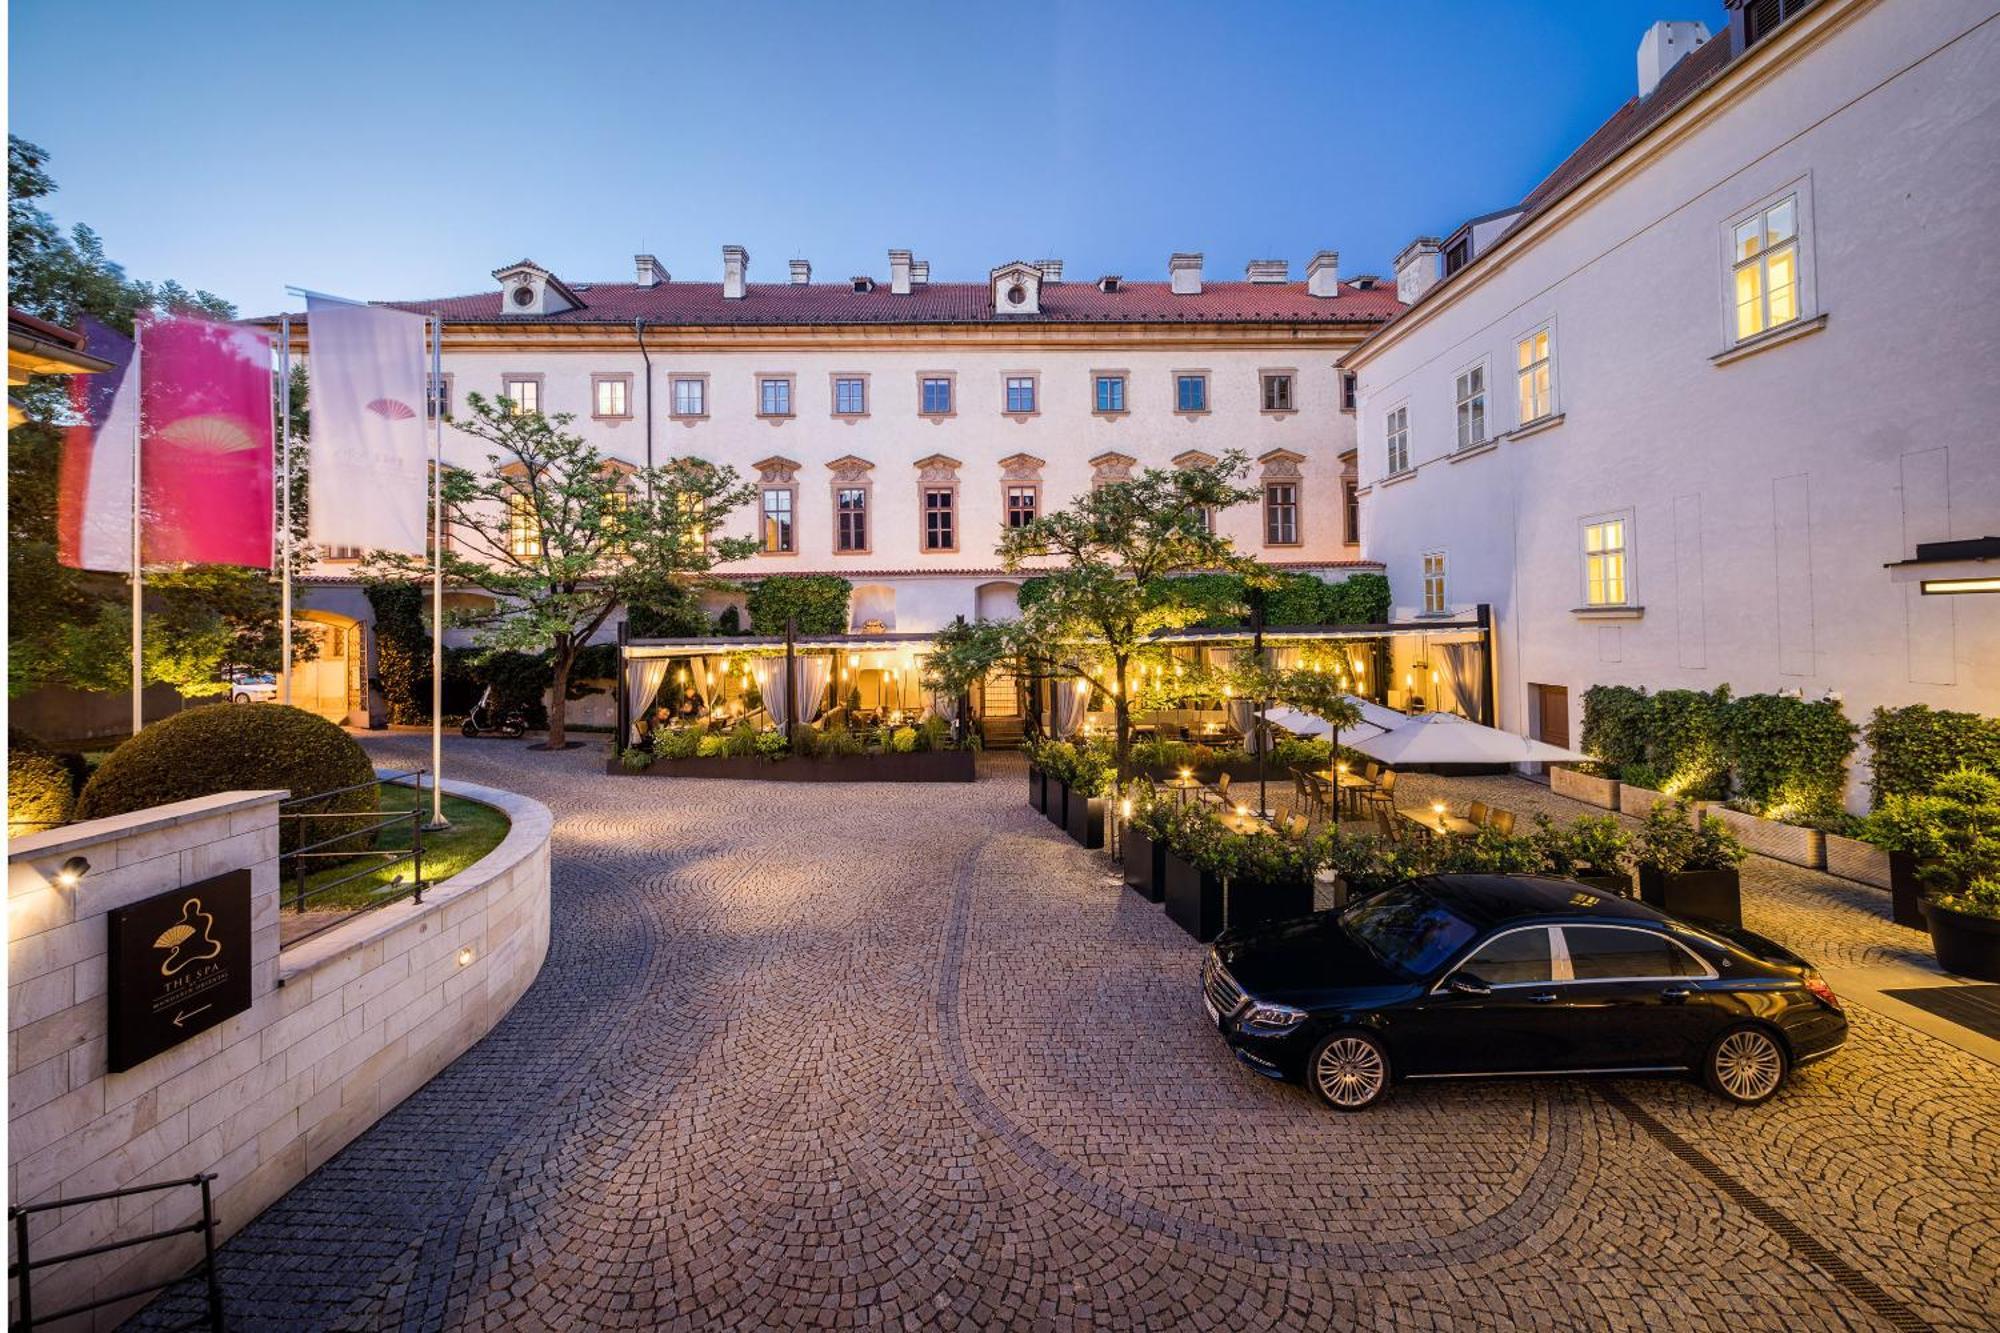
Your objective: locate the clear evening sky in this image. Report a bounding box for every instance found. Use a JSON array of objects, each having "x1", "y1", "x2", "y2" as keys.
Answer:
[{"x1": 9, "y1": 1, "x2": 1729, "y2": 314}]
